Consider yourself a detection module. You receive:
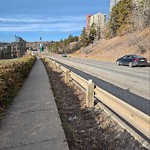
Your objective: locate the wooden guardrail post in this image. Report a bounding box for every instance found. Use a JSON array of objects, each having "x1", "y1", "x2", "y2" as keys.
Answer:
[
  {"x1": 52, "y1": 61, "x2": 56, "y2": 70},
  {"x1": 57, "y1": 64, "x2": 61, "y2": 72},
  {"x1": 49, "y1": 60, "x2": 53, "y2": 68},
  {"x1": 65, "y1": 69, "x2": 70, "y2": 83},
  {"x1": 86, "y1": 80, "x2": 94, "y2": 108},
  {"x1": 48, "y1": 62, "x2": 51, "y2": 68}
]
